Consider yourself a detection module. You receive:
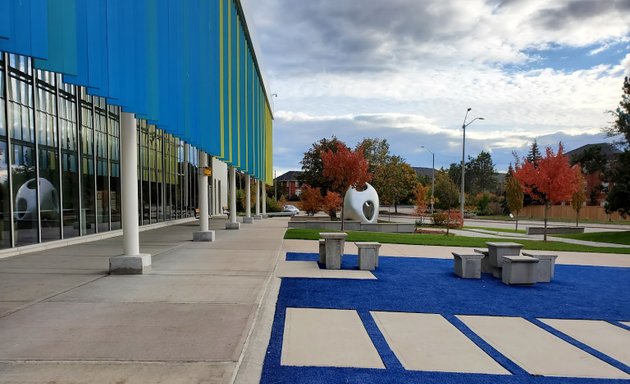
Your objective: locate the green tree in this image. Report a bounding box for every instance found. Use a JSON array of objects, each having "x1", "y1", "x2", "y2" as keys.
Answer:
[
  {"x1": 372, "y1": 155, "x2": 417, "y2": 213},
  {"x1": 505, "y1": 174, "x2": 524, "y2": 231},
  {"x1": 467, "y1": 151, "x2": 497, "y2": 194},
  {"x1": 299, "y1": 136, "x2": 344, "y2": 195},
  {"x1": 571, "y1": 166, "x2": 587, "y2": 227},
  {"x1": 434, "y1": 172, "x2": 460, "y2": 235},
  {"x1": 605, "y1": 76, "x2": 630, "y2": 217},
  {"x1": 527, "y1": 140, "x2": 543, "y2": 167},
  {"x1": 356, "y1": 138, "x2": 390, "y2": 175}
]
